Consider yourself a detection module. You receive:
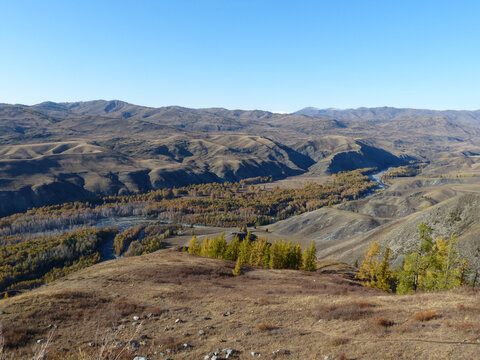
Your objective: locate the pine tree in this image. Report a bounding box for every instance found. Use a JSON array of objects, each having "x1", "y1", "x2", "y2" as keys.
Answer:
[
  {"x1": 357, "y1": 241, "x2": 380, "y2": 287},
  {"x1": 238, "y1": 237, "x2": 251, "y2": 264},
  {"x1": 209, "y1": 233, "x2": 227, "y2": 259},
  {"x1": 224, "y1": 235, "x2": 240, "y2": 261},
  {"x1": 302, "y1": 241, "x2": 317, "y2": 271},
  {"x1": 376, "y1": 247, "x2": 393, "y2": 292},
  {"x1": 200, "y1": 238, "x2": 211, "y2": 257},
  {"x1": 269, "y1": 240, "x2": 282, "y2": 269},
  {"x1": 232, "y1": 257, "x2": 242, "y2": 276},
  {"x1": 187, "y1": 236, "x2": 200, "y2": 255}
]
